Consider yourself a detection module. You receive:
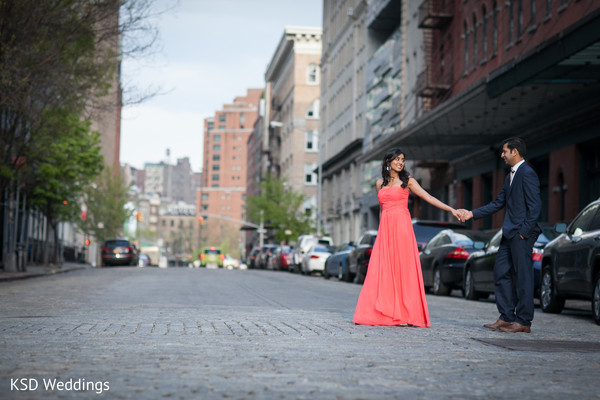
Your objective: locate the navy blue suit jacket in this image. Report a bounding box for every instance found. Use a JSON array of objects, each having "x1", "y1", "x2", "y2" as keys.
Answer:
[{"x1": 472, "y1": 162, "x2": 542, "y2": 239}]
